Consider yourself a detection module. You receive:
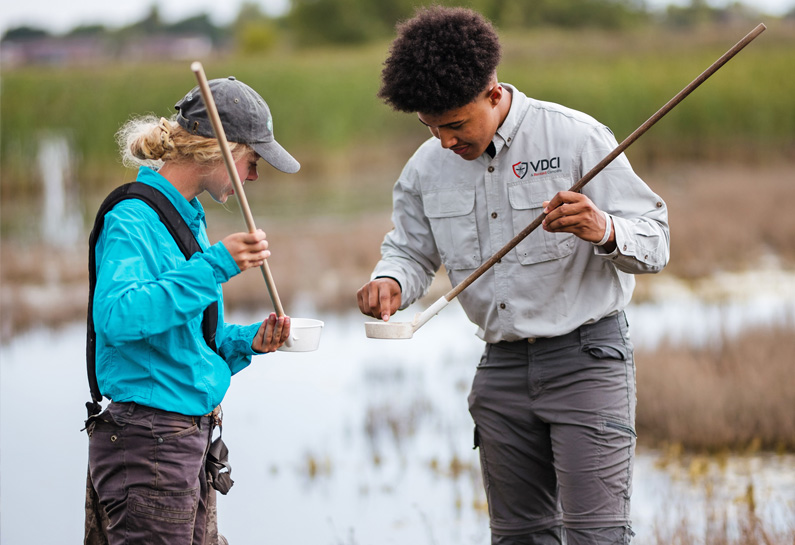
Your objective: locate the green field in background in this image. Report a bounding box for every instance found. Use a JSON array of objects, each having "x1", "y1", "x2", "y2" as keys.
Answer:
[{"x1": 2, "y1": 23, "x2": 793, "y2": 196}]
